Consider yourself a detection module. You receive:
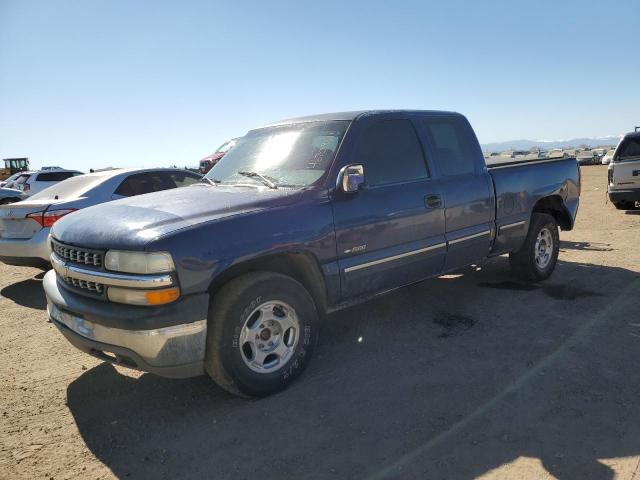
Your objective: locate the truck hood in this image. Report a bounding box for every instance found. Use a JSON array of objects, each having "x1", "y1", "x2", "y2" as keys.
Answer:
[{"x1": 51, "y1": 185, "x2": 302, "y2": 250}]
